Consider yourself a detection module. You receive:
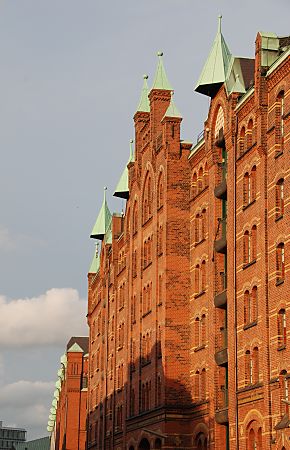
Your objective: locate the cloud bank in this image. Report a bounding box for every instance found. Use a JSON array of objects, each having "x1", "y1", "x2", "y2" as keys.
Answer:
[
  {"x1": 0, "y1": 380, "x2": 54, "y2": 438},
  {"x1": 0, "y1": 288, "x2": 88, "y2": 348}
]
